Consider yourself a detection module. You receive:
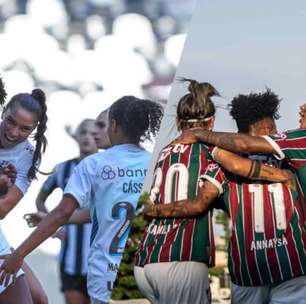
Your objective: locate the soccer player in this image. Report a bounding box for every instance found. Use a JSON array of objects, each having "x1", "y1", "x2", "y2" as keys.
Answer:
[
  {"x1": 0, "y1": 78, "x2": 48, "y2": 304},
  {"x1": 0, "y1": 96, "x2": 163, "y2": 304},
  {"x1": 144, "y1": 90, "x2": 306, "y2": 303},
  {"x1": 34, "y1": 119, "x2": 99, "y2": 304}
]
